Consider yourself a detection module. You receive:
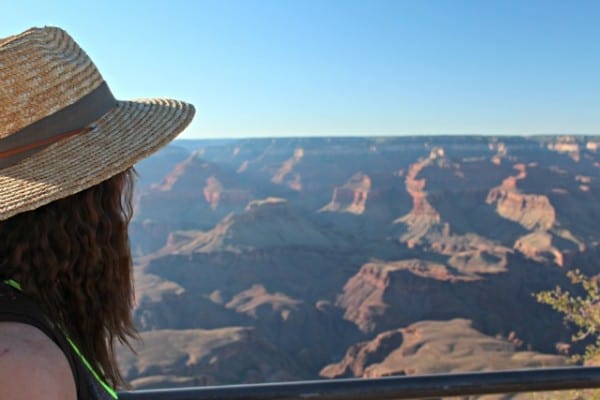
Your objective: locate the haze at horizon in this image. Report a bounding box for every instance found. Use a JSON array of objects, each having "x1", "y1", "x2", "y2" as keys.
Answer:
[{"x1": 2, "y1": 0, "x2": 600, "y2": 139}]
